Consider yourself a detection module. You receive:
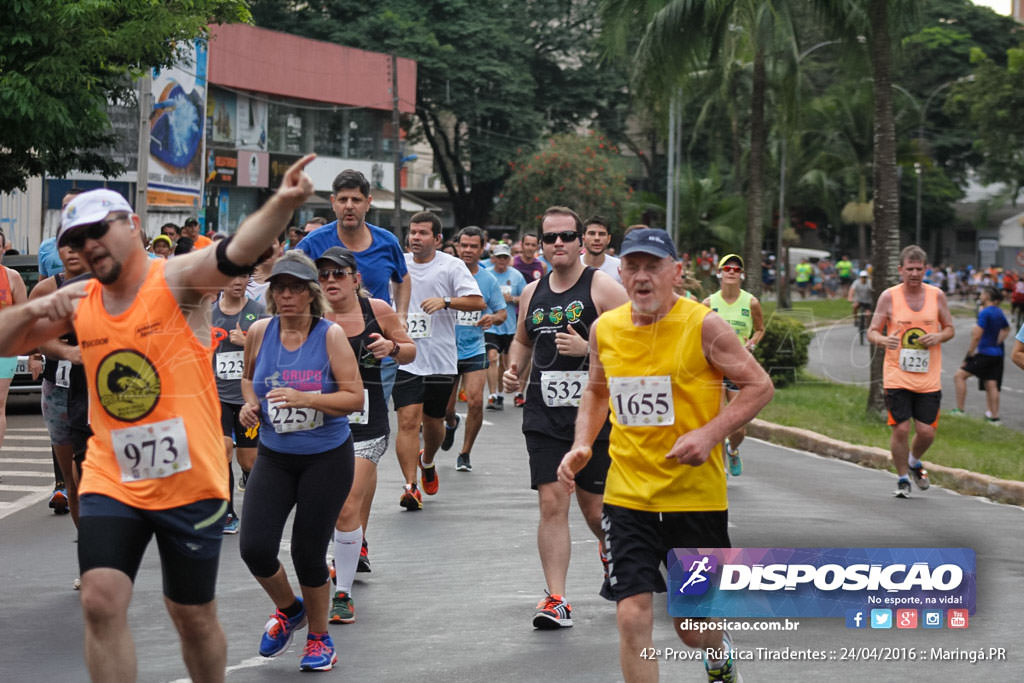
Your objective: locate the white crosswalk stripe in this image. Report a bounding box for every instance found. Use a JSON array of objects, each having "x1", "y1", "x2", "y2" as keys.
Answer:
[{"x1": 0, "y1": 429, "x2": 58, "y2": 521}]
